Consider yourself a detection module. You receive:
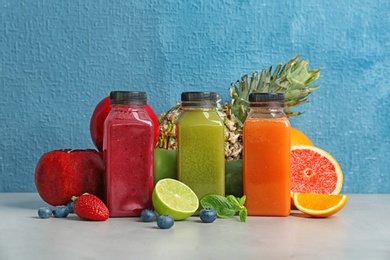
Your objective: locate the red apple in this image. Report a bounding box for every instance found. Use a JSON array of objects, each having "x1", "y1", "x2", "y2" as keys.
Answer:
[{"x1": 34, "y1": 149, "x2": 104, "y2": 206}]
